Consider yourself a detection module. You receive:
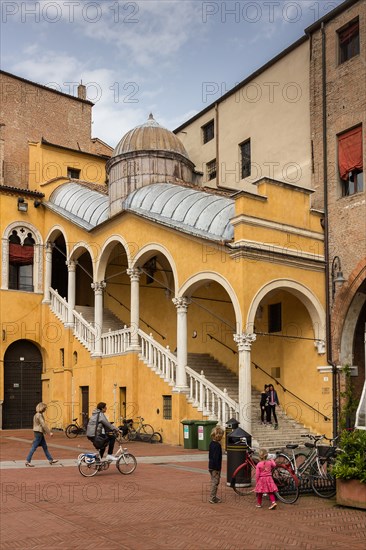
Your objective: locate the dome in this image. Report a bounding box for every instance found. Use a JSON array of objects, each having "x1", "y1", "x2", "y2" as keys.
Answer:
[{"x1": 112, "y1": 114, "x2": 190, "y2": 160}]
